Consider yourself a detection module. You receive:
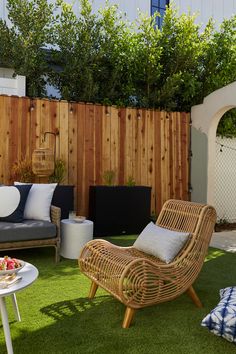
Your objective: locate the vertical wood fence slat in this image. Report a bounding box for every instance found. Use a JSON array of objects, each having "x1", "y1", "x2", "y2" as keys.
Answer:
[
  {"x1": 110, "y1": 106, "x2": 119, "y2": 185},
  {"x1": 3, "y1": 96, "x2": 11, "y2": 183},
  {"x1": 49, "y1": 100, "x2": 60, "y2": 158},
  {"x1": 94, "y1": 105, "x2": 103, "y2": 185},
  {"x1": 118, "y1": 108, "x2": 126, "y2": 185},
  {"x1": 154, "y1": 111, "x2": 162, "y2": 215},
  {"x1": 168, "y1": 112, "x2": 173, "y2": 199},
  {"x1": 173, "y1": 112, "x2": 179, "y2": 198},
  {"x1": 160, "y1": 111, "x2": 166, "y2": 207},
  {"x1": 134, "y1": 109, "x2": 141, "y2": 185},
  {"x1": 41, "y1": 99, "x2": 50, "y2": 149},
  {"x1": 141, "y1": 109, "x2": 148, "y2": 187},
  {"x1": 68, "y1": 102, "x2": 78, "y2": 210},
  {"x1": 59, "y1": 101, "x2": 69, "y2": 184},
  {"x1": 125, "y1": 108, "x2": 134, "y2": 183},
  {"x1": 0, "y1": 95, "x2": 190, "y2": 218},
  {"x1": 102, "y1": 106, "x2": 111, "y2": 176},
  {"x1": 35, "y1": 99, "x2": 42, "y2": 149},
  {"x1": 0, "y1": 97, "x2": 8, "y2": 183},
  {"x1": 77, "y1": 103, "x2": 86, "y2": 215},
  {"x1": 21, "y1": 97, "x2": 31, "y2": 161},
  {"x1": 186, "y1": 113, "x2": 191, "y2": 201},
  {"x1": 176, "y1": 112, "x2": 182, "y2": 199},
  {"x1": 180, "y1": 112, "x2": 187, "y2": 200},
  {"x1": 147, "y1": 110, "x2": 155, "y2": 214},
  {"x1": 129, "y1": 109, "x2": 135, "y2": 183},
  {"x1": 84, "y1": 104, "x2": 95, "y2": 215},
  {"x1": 9, "y1": 97, "x2": 19, "y2": 182},
  {"x1": 30, "y1": 99, "x2": 37, "y2": 154}
]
